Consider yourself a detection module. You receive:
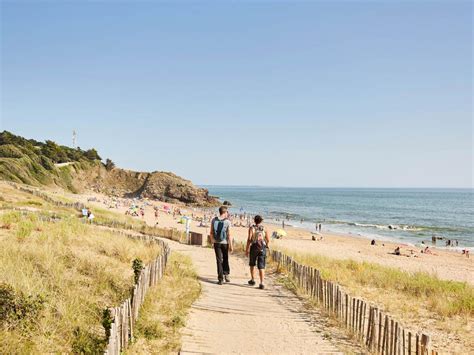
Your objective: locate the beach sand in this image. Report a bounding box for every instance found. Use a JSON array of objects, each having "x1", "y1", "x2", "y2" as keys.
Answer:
[{"x1": 69, "y1": 190, "x2": 473, "y2": 285}]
